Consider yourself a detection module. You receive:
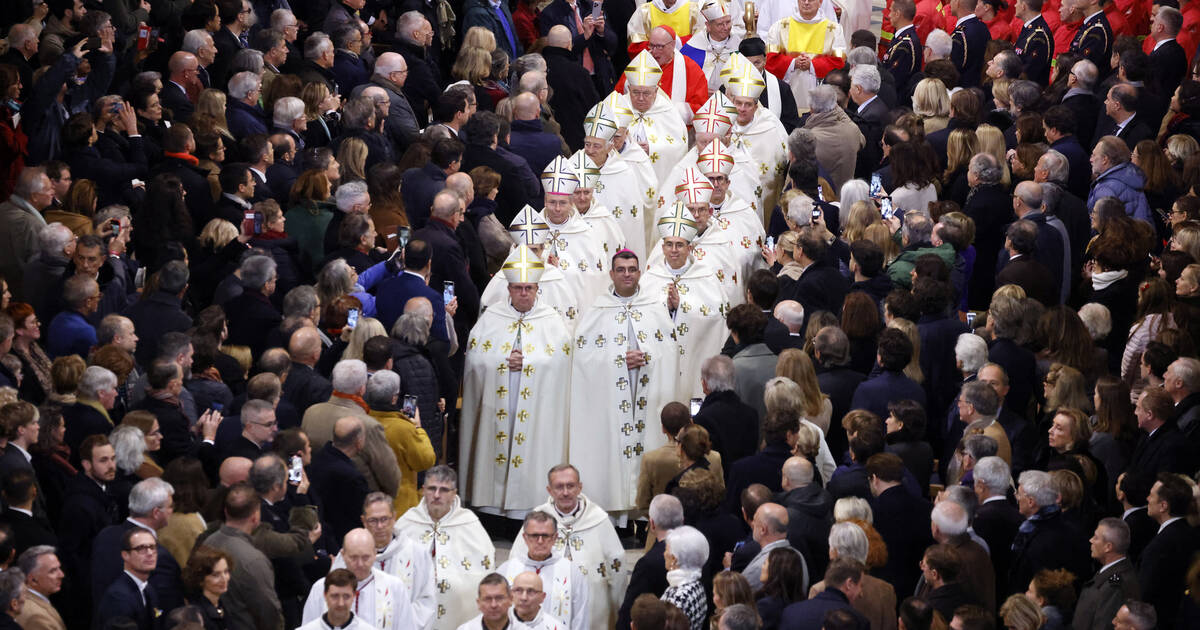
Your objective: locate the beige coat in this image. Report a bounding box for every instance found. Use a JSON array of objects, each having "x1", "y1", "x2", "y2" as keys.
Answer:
[
  {"x1": 14, "y1": 587, "x2": 65, "y2": 630},
  {"x1": 810, "y1": 574, "x2": 897, "y2": 630},
  {"x1": 803, "y1": 108, "x2": 866, "y2": 192},
  {"x1": 301, "y1": 396, "x2": 402, "y2": 496}
]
